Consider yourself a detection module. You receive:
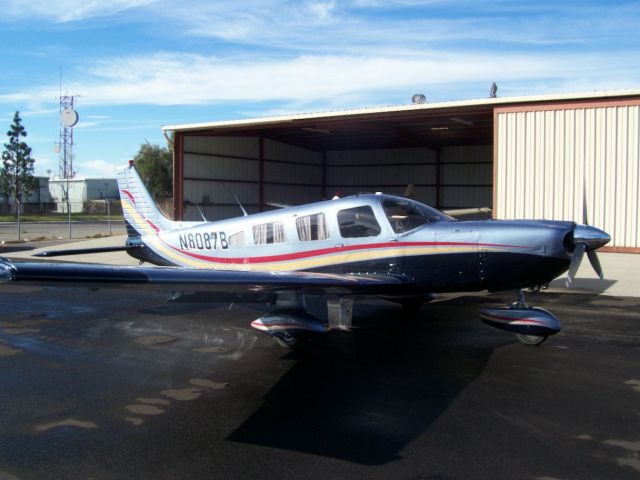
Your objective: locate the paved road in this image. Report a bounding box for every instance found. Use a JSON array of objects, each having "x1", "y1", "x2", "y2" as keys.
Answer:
[
  {"x1": 0, "y1": 221, "x2": 126, "y2": 242},
  {"x1": 0, "y1": 287, "x2": 638, "y2": 479}
]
